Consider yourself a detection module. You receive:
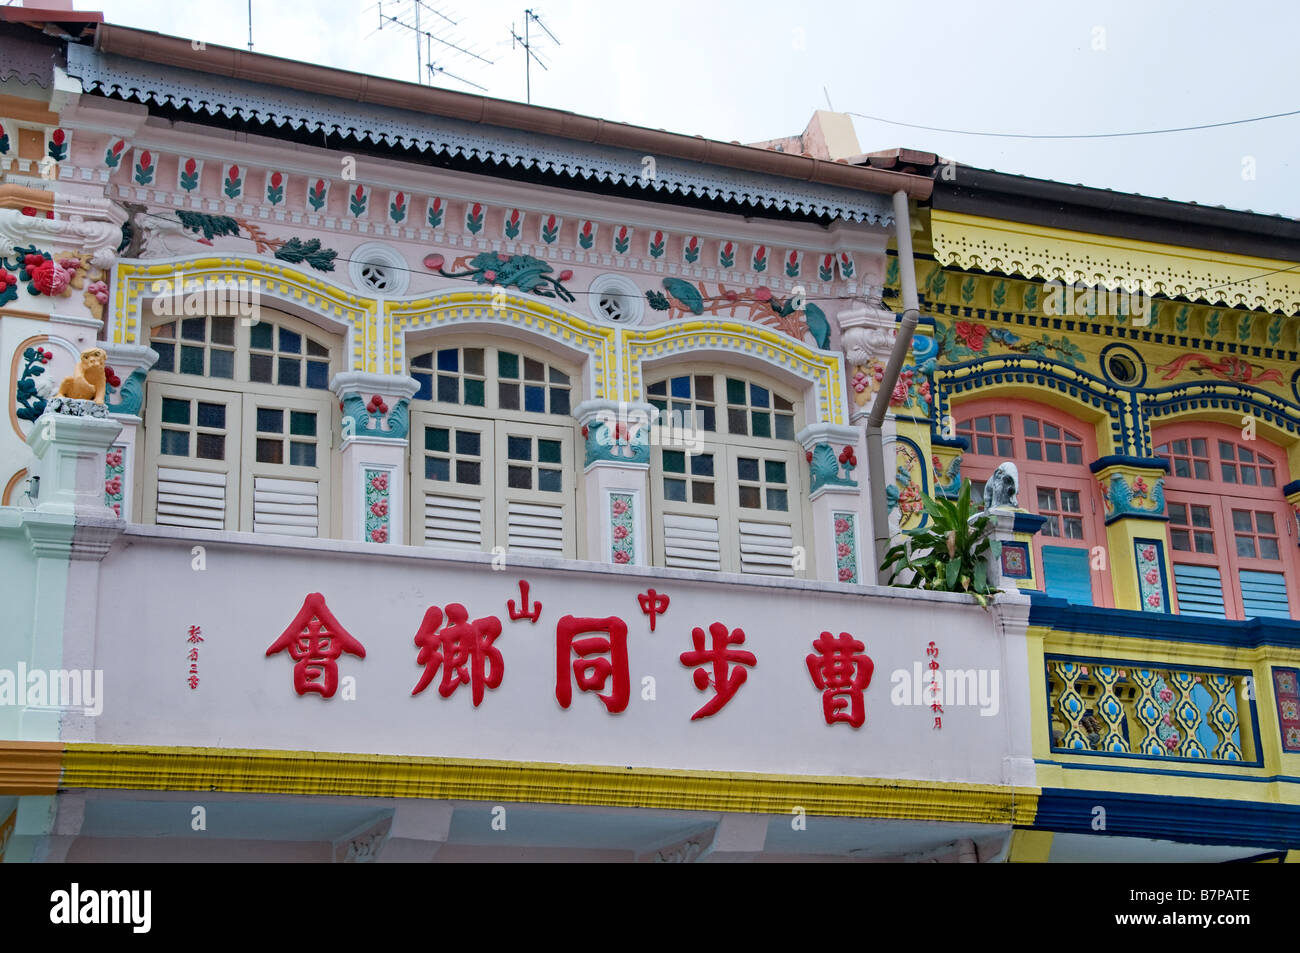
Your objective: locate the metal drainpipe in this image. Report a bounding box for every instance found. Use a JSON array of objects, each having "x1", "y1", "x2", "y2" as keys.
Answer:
[{"x1": 867, "y1": 189, "x2": 923, "y2": 582}]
